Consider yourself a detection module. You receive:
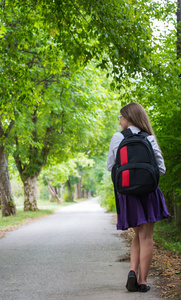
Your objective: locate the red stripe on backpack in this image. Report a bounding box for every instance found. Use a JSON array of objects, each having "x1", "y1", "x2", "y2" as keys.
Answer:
[
  {"x1": 120, "y1": 146, "x2": 128, "y2": 165},
  {"x1": 122, "y1": 170, "x2": 129, "y2": 186}
]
